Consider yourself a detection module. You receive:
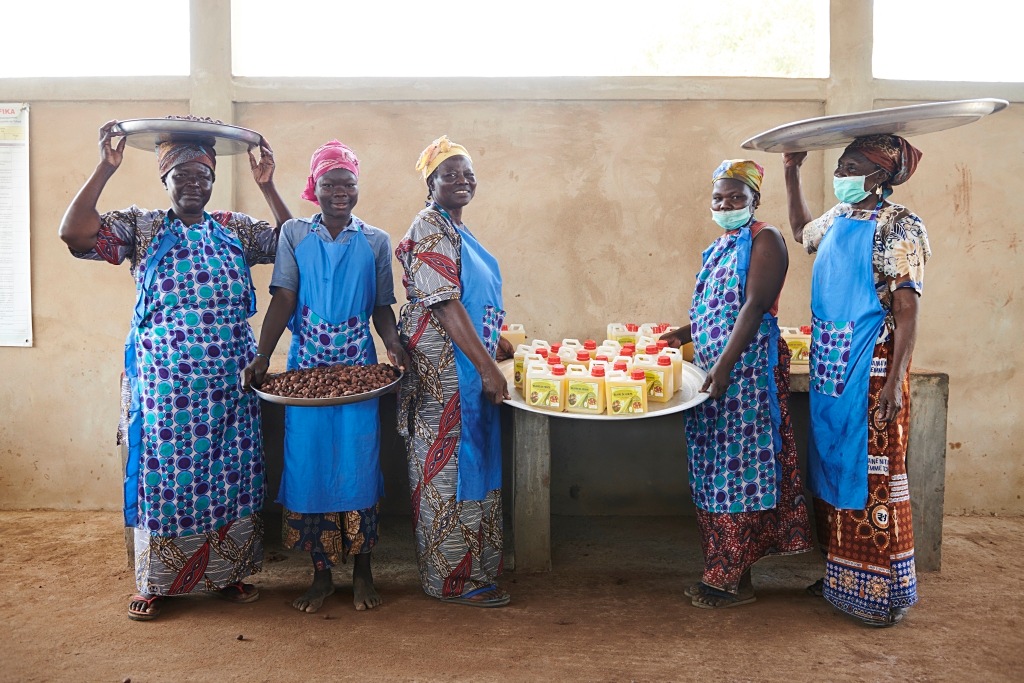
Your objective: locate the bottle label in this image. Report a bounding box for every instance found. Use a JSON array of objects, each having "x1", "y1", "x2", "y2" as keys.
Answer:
[
  {"x1": 528, "y1": 379, "x2": 562, "y2": 408},
  {"x1": 514, "y1": 357, "x2": 525, "y2": 387},
  {"x1": 609, "y1": 386, "x2": 645, "y2": 415},
  {"x1": 643, "y1": 369, "x2": 666, "y2": 398},
  {"x1": 567, "y1": 380, "x2": 601, "y2": 412}
]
